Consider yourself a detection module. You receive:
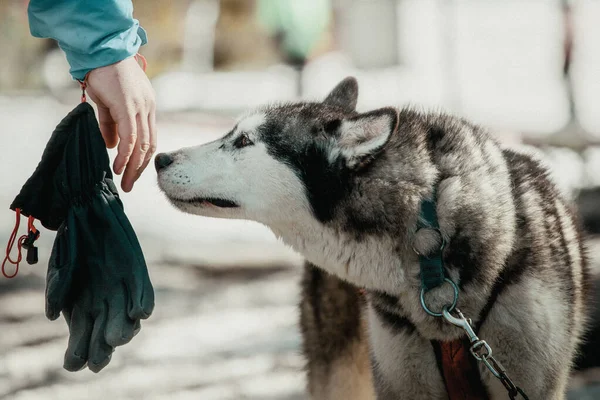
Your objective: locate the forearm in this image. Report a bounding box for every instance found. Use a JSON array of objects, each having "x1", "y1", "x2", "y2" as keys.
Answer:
[{"x1": 28, "y1": 0, "x2": 147, "y2": 81}]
